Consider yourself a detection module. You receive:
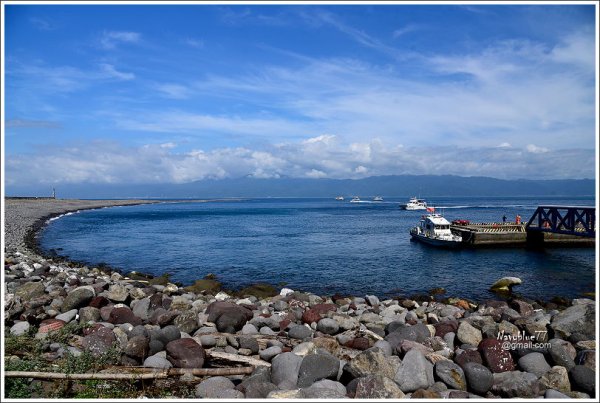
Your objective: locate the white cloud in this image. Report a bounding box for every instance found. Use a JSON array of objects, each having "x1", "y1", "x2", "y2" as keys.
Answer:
[
  {"x1": 5, "y1": 138, "x2": 594, "y2": 186},
  {"x1": 29, "y1": 17, "x2": 53, "y2": 31},
  {"x1": 99, "y1": 63, "x2": 135, "y2": 80},
  {"x1": 392, "y1": 24, "x2": 420, "y2": 38},
  {"x1": 155, "y1": 83, "x2": 191, "y2": 99},
  {"x1": 100, "y1": 31, "x2": 141, "y2": 49},
  {"x1": 526, "y1": 144, "x2": 549, "y2": 154},
  {"x1": 549, "y1": 29, "x2": 596, "y2": 72}
]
